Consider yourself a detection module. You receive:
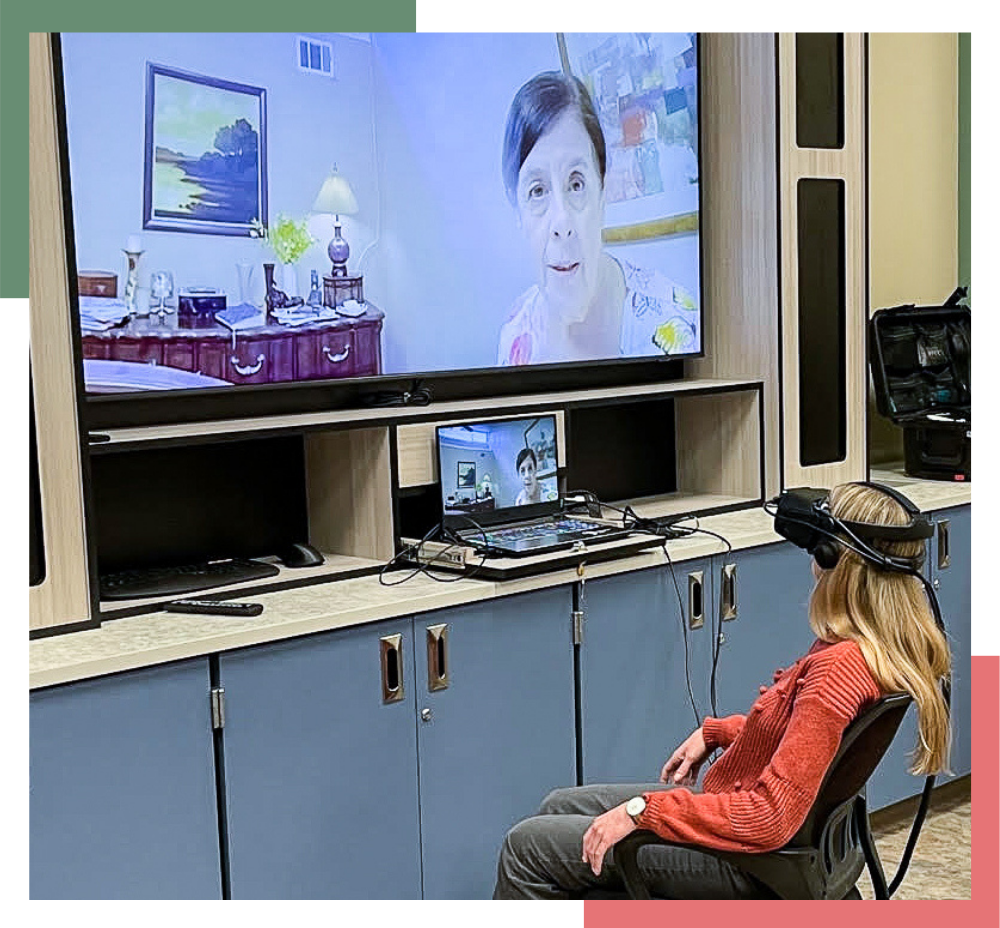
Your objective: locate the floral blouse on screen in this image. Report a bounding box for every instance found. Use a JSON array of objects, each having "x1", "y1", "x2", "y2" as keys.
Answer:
[{"x1": 497, "y1": 257, "x2": 700, "y2": 366}]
